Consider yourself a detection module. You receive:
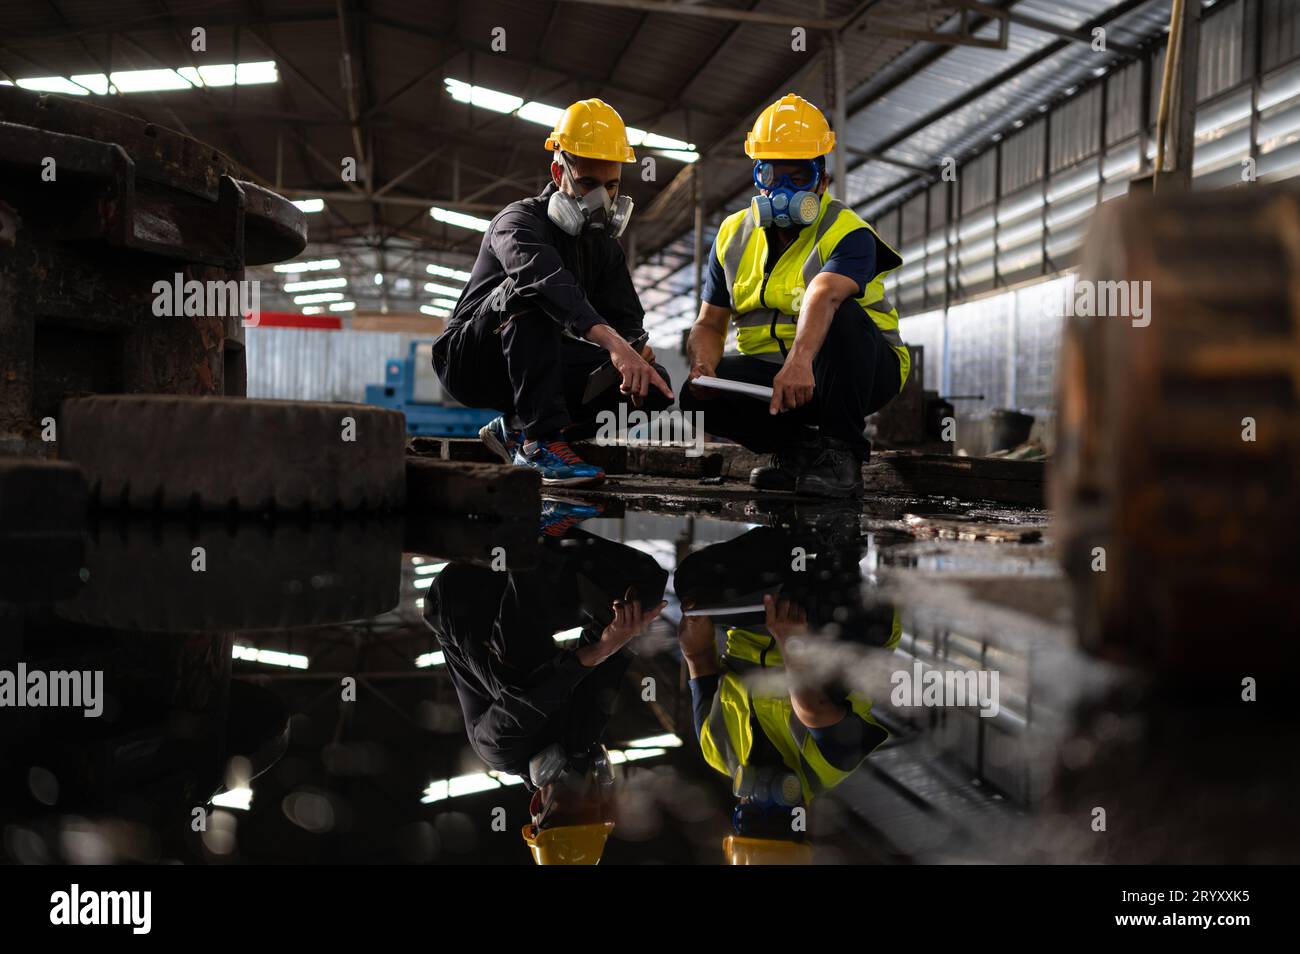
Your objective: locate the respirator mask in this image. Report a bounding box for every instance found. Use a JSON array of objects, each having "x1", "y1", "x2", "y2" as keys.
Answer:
[
  {"x1": 529, "y1": 742, "x2": 615, "y2": 791},
  {"x1": 547, "y1": 153, "x2": 634, "y2": 238},
  {"x1": 749, "y1": 158, "x2": 822, "y2": 229}
]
